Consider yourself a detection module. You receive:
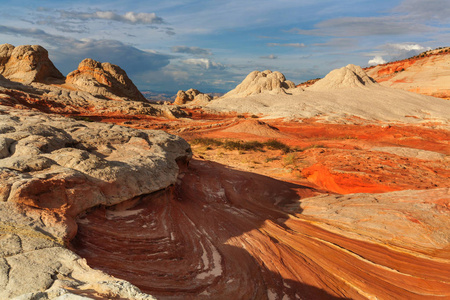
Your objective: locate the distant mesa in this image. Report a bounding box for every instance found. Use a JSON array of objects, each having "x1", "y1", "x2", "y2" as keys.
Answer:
[
  {"x1": 174, "y1": 88, "x2": 212, "y2": 105},
  {"x1": 0, "y1": 43, "x2": 64, "y2": 84},
  {"x1": 66, "y1": 58, "x2": 147, "y2": 102},
  {"x1": 308, "y1": 64, "x2": 378, "y2": 90},
  {"x1": 223, "y1": 70, "x2": 298, "y2": 97}
]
